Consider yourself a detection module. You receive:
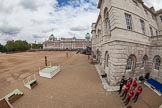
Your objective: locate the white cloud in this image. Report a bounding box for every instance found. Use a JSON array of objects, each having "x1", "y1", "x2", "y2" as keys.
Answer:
[
  {"x1": 0, "y1": 0, "x2": 161, "y2": 44},
  {"x1": 144, "y1": 0, "x2": 162, "y2": 10},
  {"x1": 0, "y1": 0, "x2": 98, "y2": 44}
]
